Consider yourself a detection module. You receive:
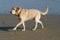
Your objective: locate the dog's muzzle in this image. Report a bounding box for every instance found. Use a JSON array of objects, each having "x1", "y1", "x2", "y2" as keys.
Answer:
[{"x1": 10, "y1": 11, "x2": 12, "y2": 14}]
